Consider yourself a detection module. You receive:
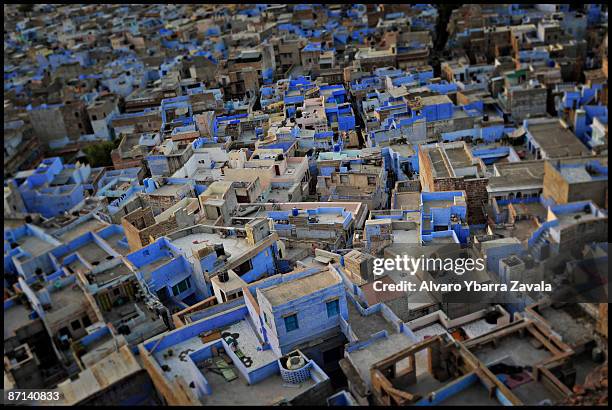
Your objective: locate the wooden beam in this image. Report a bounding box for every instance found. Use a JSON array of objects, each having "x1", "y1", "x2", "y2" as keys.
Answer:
[
  {"x1": 474, "y1": 368, "x2": 496, "y2": 398},
  {"x1": 371, "y1": 369, "x2": 417, "y2": 405},
  {"x1": 453, "y1": 336, "x2": 523, "y2": 406},
  {"x1": 528, "y1": 323, "x2": 563, "y2": 355},
  {"x1": 539, "y1": 366, "x2": 573, "y2": 397}
]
